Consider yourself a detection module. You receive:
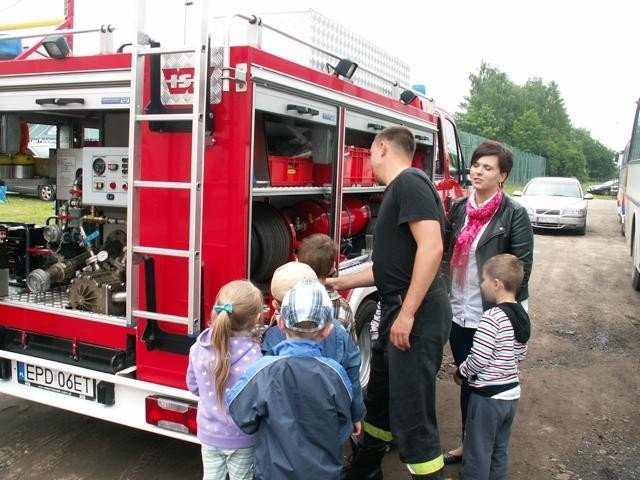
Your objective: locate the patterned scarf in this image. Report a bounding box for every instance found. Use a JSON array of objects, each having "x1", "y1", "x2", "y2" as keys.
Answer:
[{"x1": 451, "y1": 189, "x2": 504, "y2": 286}]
